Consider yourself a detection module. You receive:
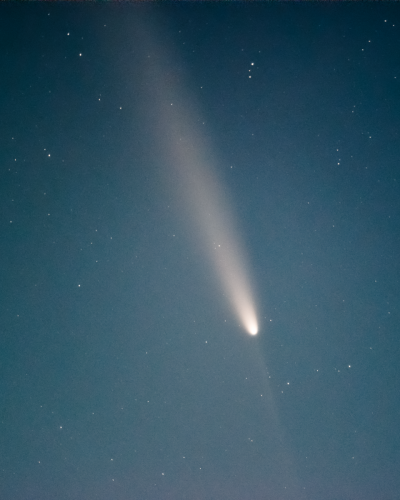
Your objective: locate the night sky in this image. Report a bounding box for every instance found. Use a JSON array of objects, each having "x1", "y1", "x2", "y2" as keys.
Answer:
[{"x1": 1, "y1": 3, "x2": 400, "y2": 500}]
